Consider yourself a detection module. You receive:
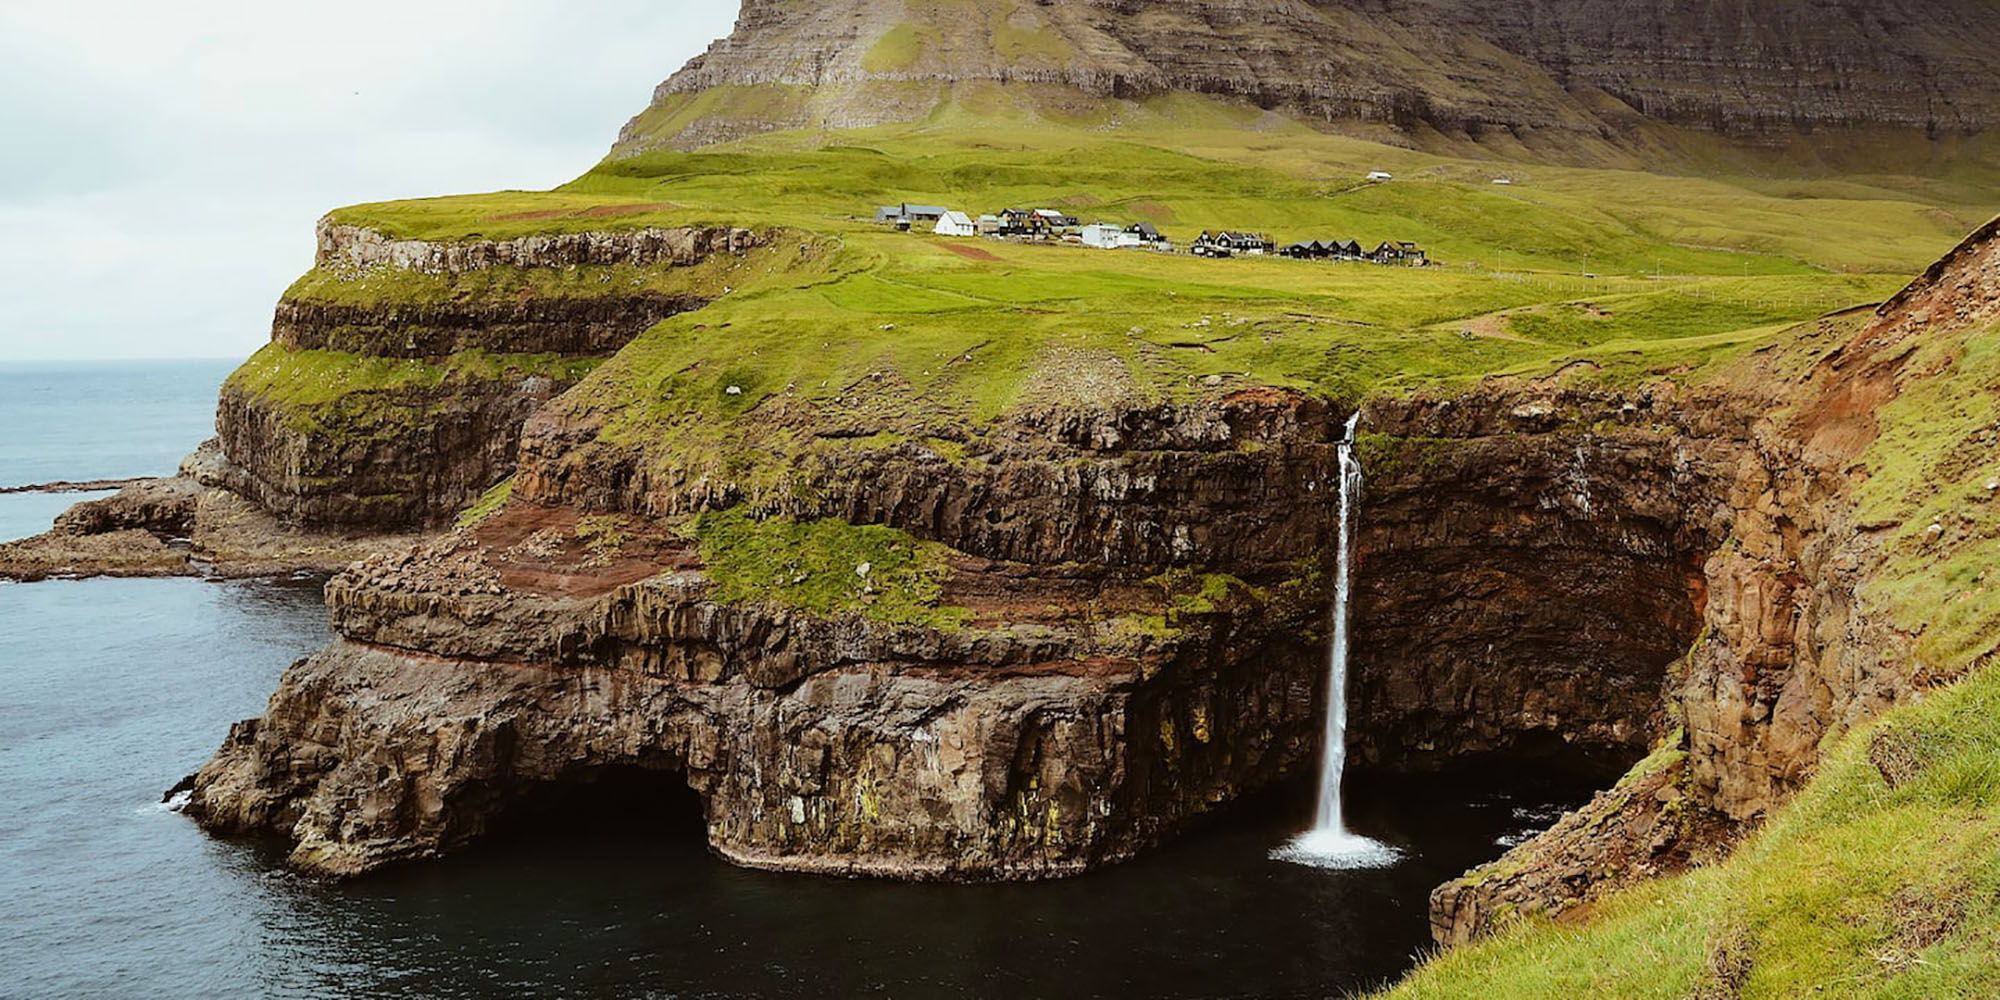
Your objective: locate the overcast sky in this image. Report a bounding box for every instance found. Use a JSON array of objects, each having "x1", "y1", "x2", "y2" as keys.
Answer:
[{"x1": 0, "y1": 1, "x2": 740, "y2": 362}]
